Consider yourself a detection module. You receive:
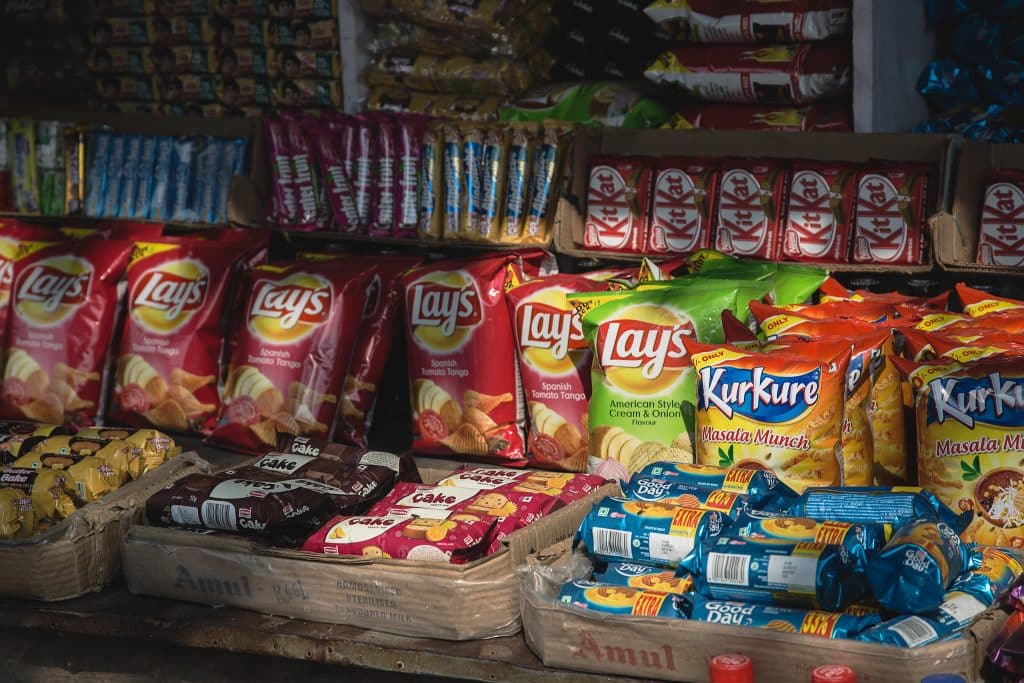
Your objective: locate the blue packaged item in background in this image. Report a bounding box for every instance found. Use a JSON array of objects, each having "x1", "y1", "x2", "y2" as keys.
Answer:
[
  {"x1": 84, "y1": 130, "x2": 111, "y2": 217},
  {"x1": 952, "y1": 15, "x2": 1003, "y2": 65},
  {"x1": 917, "y1": 60, "x2": 980, "y2": 109},
  {"x1": 134, "y1": 135, "x2": 157, "y2": 221},
  {"x1": 118, "y1": 134, "x2": 142, "y2": 219},
  {"x1": 101, "y1": 133, "x2": 126, "y2": 218},
  {"x1": 557, "y1": 580, "x2": 685, "y2": 618},
  {"x1": 787, "y1": 487, "x2": 970, "y2": 535},
  {"x1": 636, "y1": 462, "x2": 797, "y2": 510},
  {"x1": 574, "y1": 497, "x2": 729, "y2": 569},
  {"x1": 592, "y1": 561, "x2": 694, "y2": 594},
  {"x1": 196, "y1": 137, "x2": 218, "y2": 224},
  {"x1": 979, "y1": 60, "x2": 1024, "y2": 105},
  {"x1": 925, "y1": 0, "x2": 972, "y2": 27},
  {"x1": 170, "y1": 137, "x2": 197, "y2": 222},
  {"x1": 214, "y1": 137, "x2": 247, "y2": 224},
  {"x1": 689, "y1": 536, "x2": 859, "y2": 612},
  {"x1": 623, "y1": 476, "x2": 750, "y2": 519},
  {"x1": 149, "y1": 136, "x2": 174, "y2": 220},
  {"x1": 857, "y1": 613, "x2": 960, "y2": 648},
  {"x1": 866, "y1": 520, "x2": 981, "y2": 615},
  {"x1": 680, "y1": 594, "x2": 881, "y2": 639}
]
